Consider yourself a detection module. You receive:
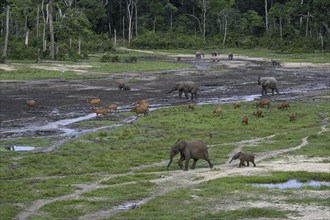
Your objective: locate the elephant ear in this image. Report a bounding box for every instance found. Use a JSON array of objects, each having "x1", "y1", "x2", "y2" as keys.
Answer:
[
  {"x1": 178, "y1": 140, "x2": 187, "y2": 150},
  {"x1": 177, "y1": 83, "x2": 184, "y2": 90}
]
